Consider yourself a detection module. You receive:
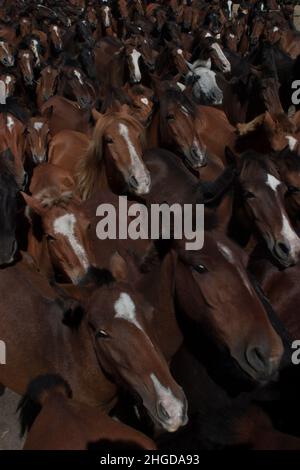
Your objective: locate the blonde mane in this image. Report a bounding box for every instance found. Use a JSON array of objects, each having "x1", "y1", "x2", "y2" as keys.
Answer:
[{"x1": 77, "y1": 110, "x2": 144, "y2": 200}]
